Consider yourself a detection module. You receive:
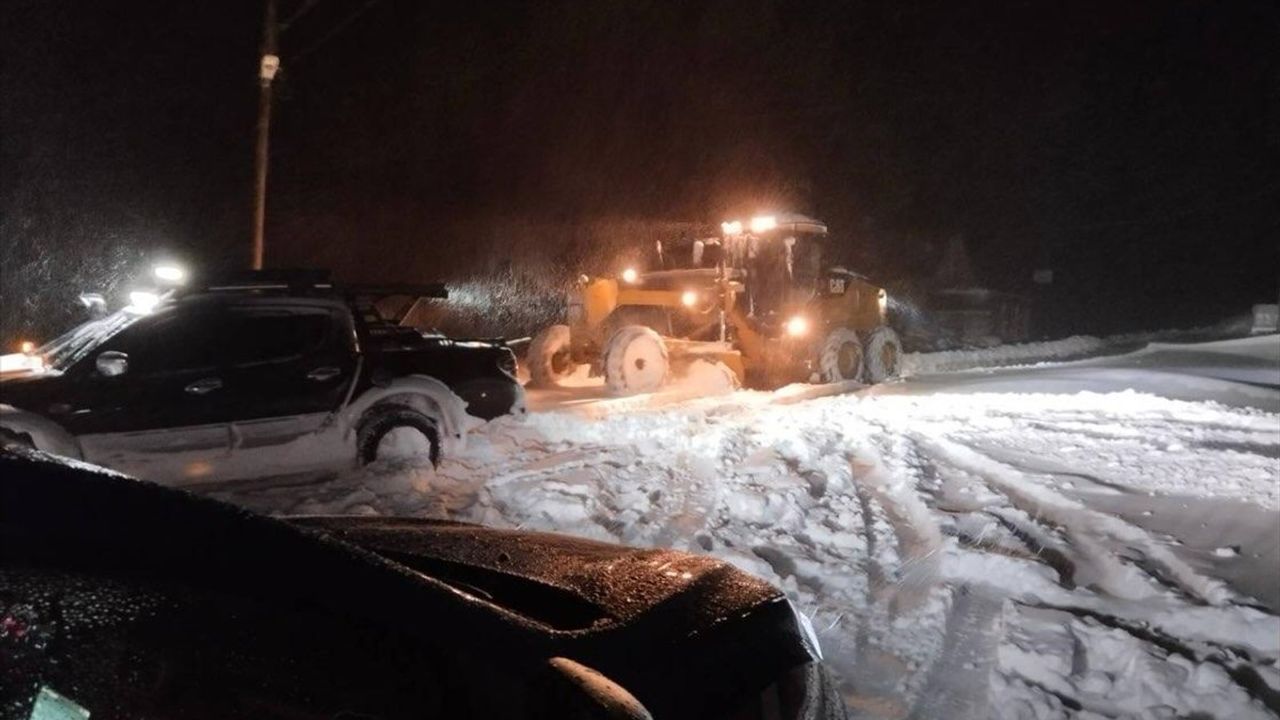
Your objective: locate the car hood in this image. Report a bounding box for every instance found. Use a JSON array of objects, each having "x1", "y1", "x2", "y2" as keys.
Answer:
[
  {"x1": 291, "y1": 516, "x2": 814, "y2": 719},
  {"x1": 2, "y1": 450, "x2": 813, "y2": 712},
  {"x1": 290, "y1": 516, "x2": 781, "y2": 635}
]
